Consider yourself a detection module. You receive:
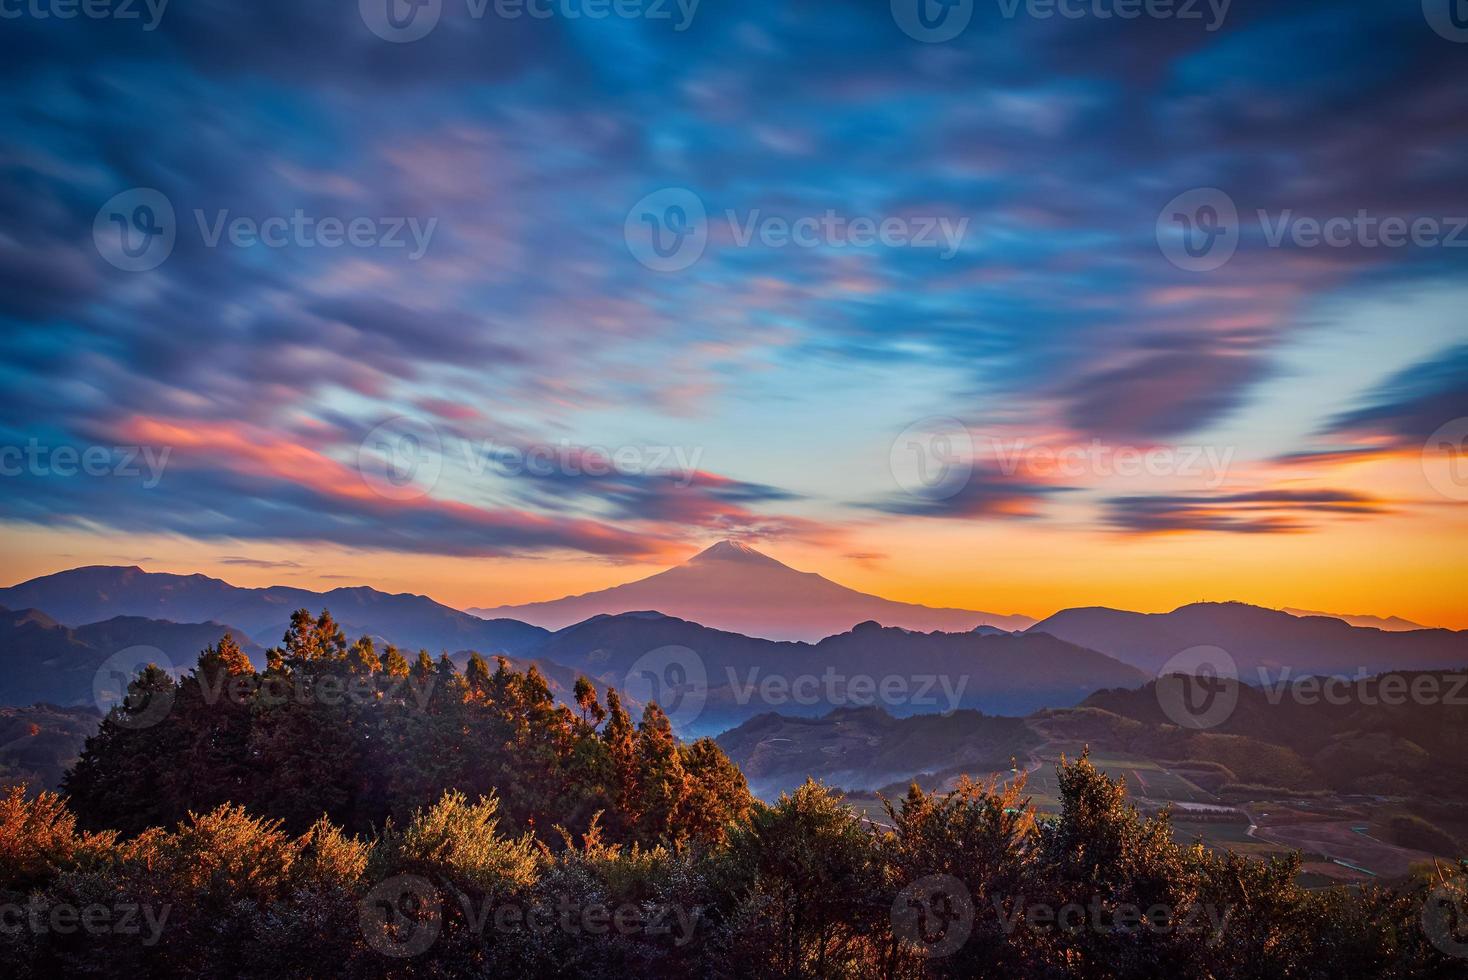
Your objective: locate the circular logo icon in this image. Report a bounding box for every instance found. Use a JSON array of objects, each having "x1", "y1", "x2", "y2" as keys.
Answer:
[
  {"x1": 360, "y1": 0, "x2": 442, "y2": 42},
  {"x1": 93, "y1": 189, "x2": 176, "y2": 272},
  {"x1": 889, "y1": 416, "x2": 974, "y2": 501},
  {"x1": 1155, "y1": 645, "x2": 1239, "y2": 730},
  {"x1": 358, "y1": 417, "x2": 443, "y2": 501},
  {"x1": 1156, "y1": 188, "x2": 1239, "y2": 272},
  {"x1": 93, "y1": 646, "x2": 176, "y2": 730},
  {"x1": 1422, "y1": 883, "x2": 1468, "y2": 959},
  {"x1": 891, "y1": 0, "x2": 974, "y2": 43},
  {"x1": 1423, "y1": 0, "x2": 1468, "y2": 42},
  {"x1": 360, "y1": 875, "x2": 442, "y2": 958},
  {"x1": 892, "y1": 874, "x2": 973, "y2": 958},
  {"x1": 624, "y1": 188, "x2": 708, "y2": 272},
  {"x1": 1423, "y1": 418, "x2": 1468, "y2": 501},
  {"x1": 623, "y1": 645, "x2": 708, "y2": 730}
]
